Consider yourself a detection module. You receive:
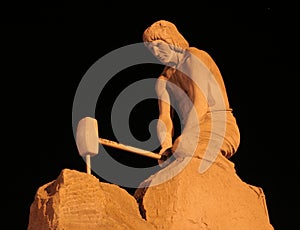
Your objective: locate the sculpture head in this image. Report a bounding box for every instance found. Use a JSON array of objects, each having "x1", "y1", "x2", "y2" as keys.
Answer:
[
  {"x1": 143, "y1": 20, "x2": 189, "y2": 65},
  {"x1": 143, "y1": 20, "x2": 189, "y2": 49}
]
